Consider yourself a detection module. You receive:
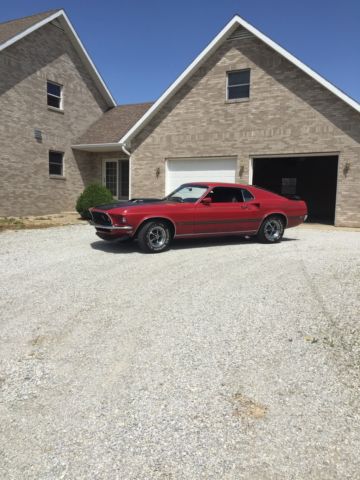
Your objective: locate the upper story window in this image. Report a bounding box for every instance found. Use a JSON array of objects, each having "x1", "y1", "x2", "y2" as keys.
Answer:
[
  {"x1": 227, "y1": 69, "x2": 250, "y2": 100},
  {"x1": 47, "y1": 81, "x2": 63, "y2": 109},
  {"x1": 49, "y1": 151, "x2": 64, "y2": 176}
]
